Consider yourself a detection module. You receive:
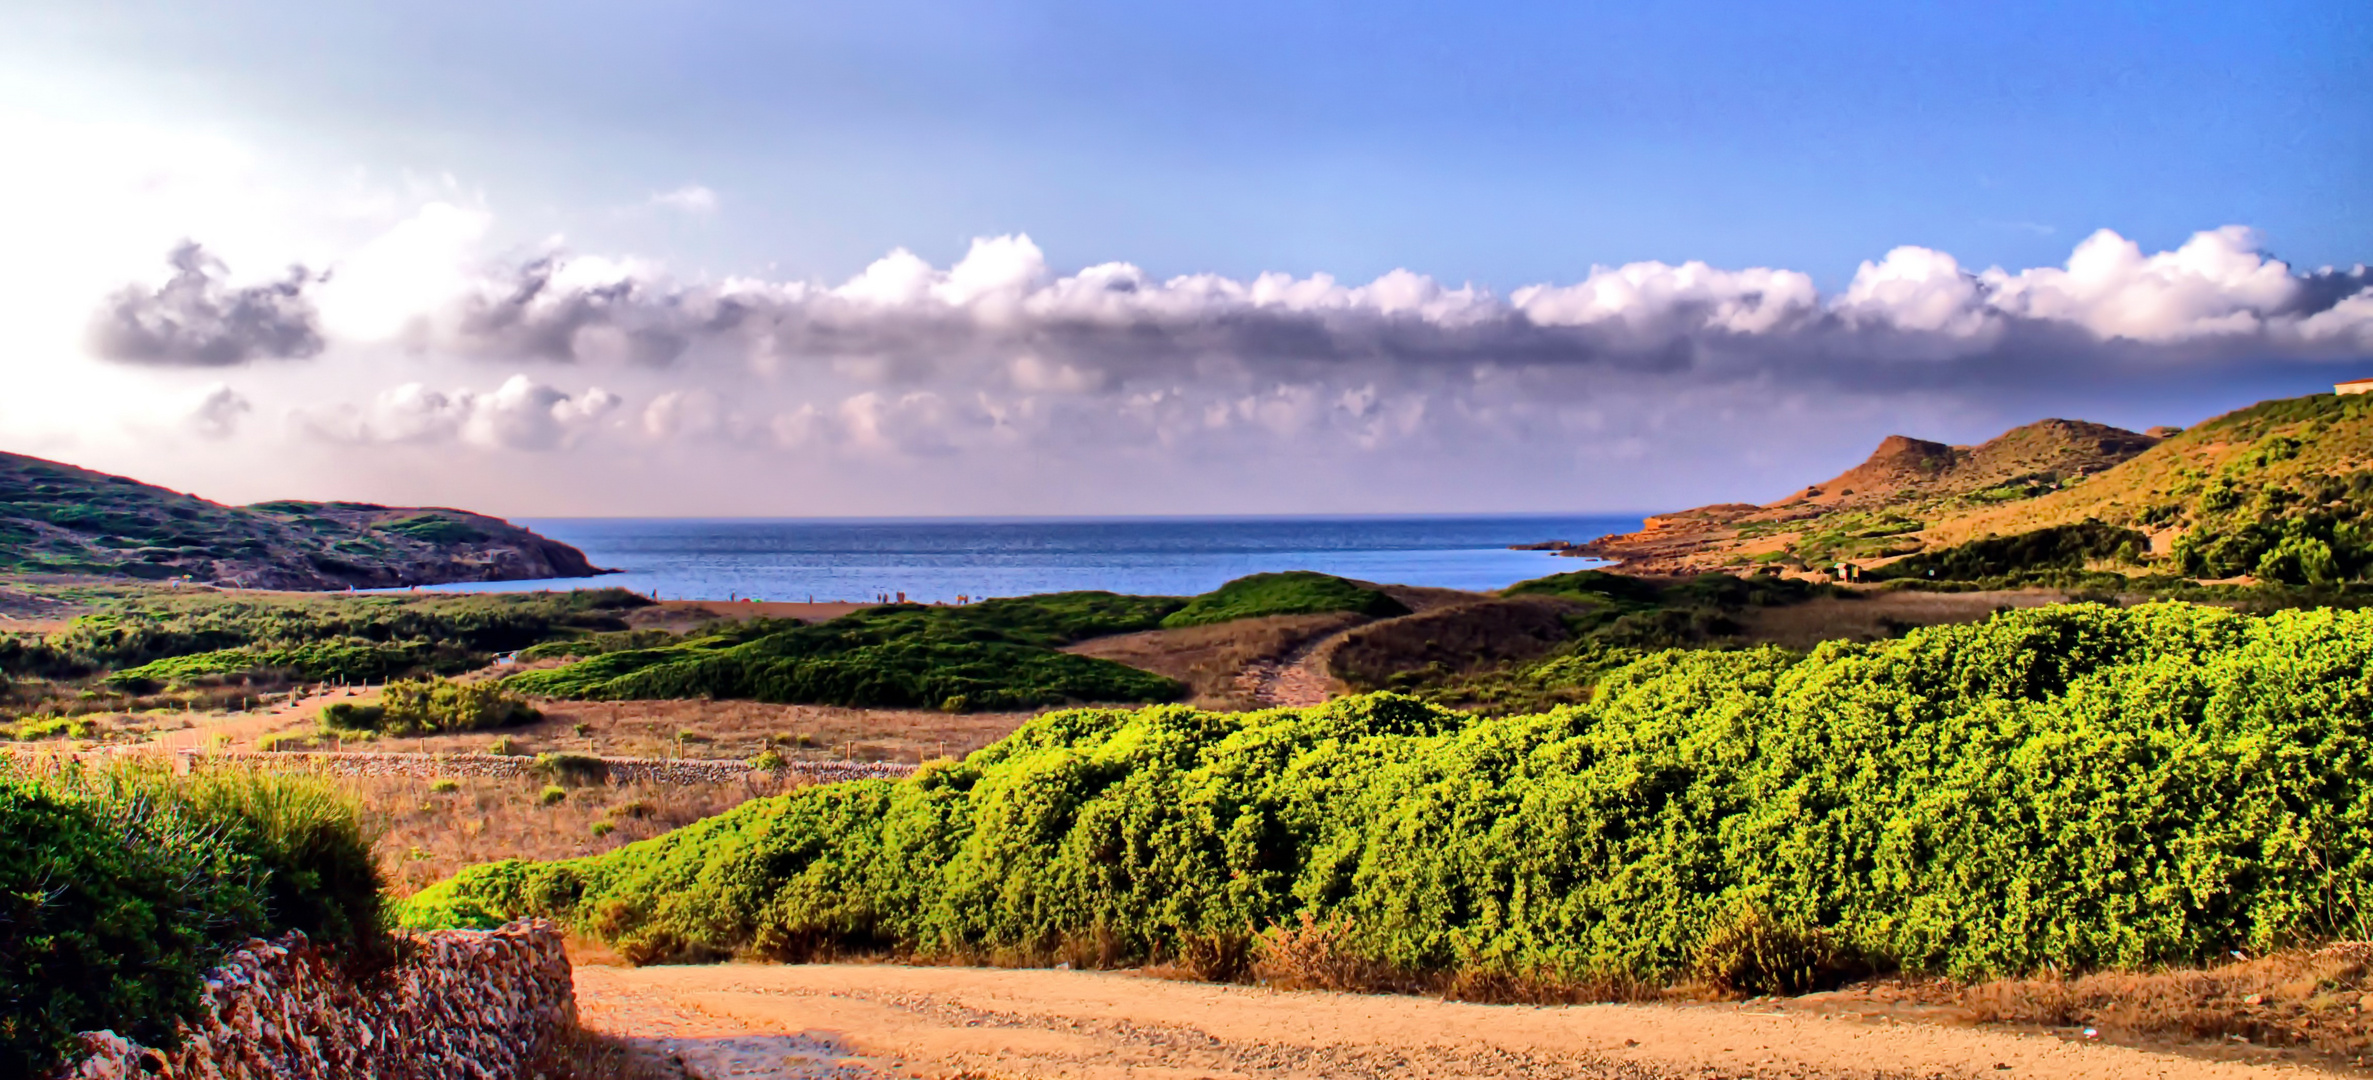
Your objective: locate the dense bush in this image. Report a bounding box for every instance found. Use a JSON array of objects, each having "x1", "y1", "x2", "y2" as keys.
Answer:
[
  {"x1": 8, "y1": 588, "x2": 650, "y2": 680},
  {"x1": 104, "y1": 637, "x2": 462, "y2": 691},
  {"x1": 321, "y1": 677, "x2": 541, "y2": 735},
  {"x1": 507, "y1": 593, "x2": 1186, "y2": 711},
  {"x1": 0, "y1": 762, "x2": 383, "y2": 1076},
  {"x1": 408, "y1": 602, "x2": 2373, "y2": 985},
  {"x1": 1159, "y1": 572, "x2": 1408, "y2": 629},
  {"x1": 1873, "y1": 522, "x2": 2149, "y2": 581}
]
